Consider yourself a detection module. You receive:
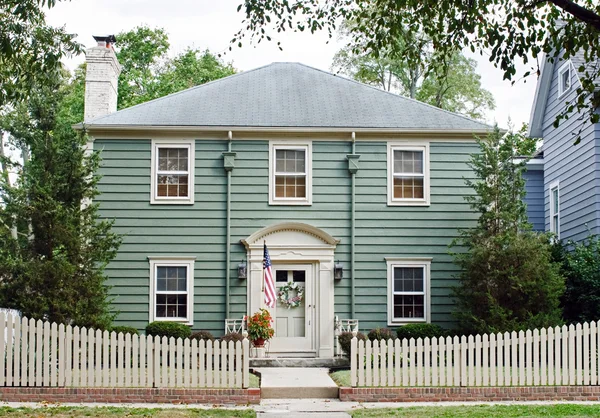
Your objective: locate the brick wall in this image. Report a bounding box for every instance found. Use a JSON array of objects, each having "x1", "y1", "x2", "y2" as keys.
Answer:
[
  {"x1": 0, "y1": 387, "x2": 261, "y2": 405},
  {"x1": 339, "y1": 386, "x2": 600, "y2": 402}
]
